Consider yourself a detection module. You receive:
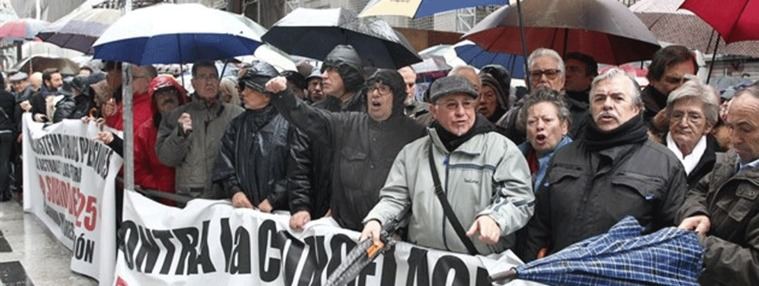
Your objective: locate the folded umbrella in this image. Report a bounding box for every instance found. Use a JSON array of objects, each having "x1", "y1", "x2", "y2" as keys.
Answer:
[
  {"x1": 491, "y1": 216, "x2": 704, "y2": 286},
  {"x1": 262, "y1": 8, "x2": 421, "y2": 69},
  {"x1": 464, "y1": 0, "x2": 661, "y2": 65}
]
